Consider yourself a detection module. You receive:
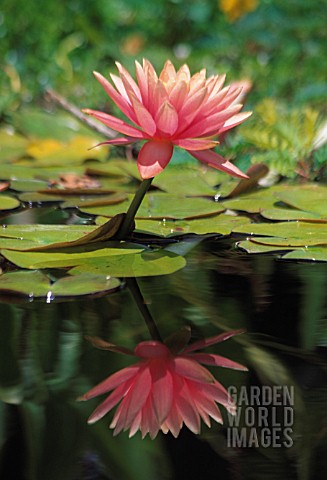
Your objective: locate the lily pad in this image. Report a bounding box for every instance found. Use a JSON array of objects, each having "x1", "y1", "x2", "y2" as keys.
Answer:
[
  {"x1": 236, "y1": 240, "x2": 293, "y2": 254},
  {"x1": 68, "y1": 250, "x2": 186, "y2": 277},
  {"x1": 0, "y1": 224, "x2": 97, "y2": 250},
  {"x1": 221, "y1": 185, "x2": 290, "y2": 213},
  {"x1": 152, "y1": 166, "x2": 221, "y2": 196},
  {"x1": 237, "y1": 240, "x2": 327, "y2": 262},
  {"x1": 283, "y1": 247, "x2": 327, "y2": 261},
  {"x1": 2, "y1": 246, "x2": 186, "y2": 277},
  {"x1": 261, "y1": 207, "x2": 326, "y2": 222},
  {"x1": 0, "y1": 270, "x2": 121, "y2": 298},
  {"x1": 80, "y1": 193, "x2": 225, "y2": 220},
  {"x1": 273, "y1": 184, "x2": 327, "y2": 216},
  {"x1": 233, "y1": 221, "x2": 327, "y2": 246},
  {"x1": 133, "y1": 214, "x2": 250, "y2": 237},
  {"x1": 0, "y1": 195, "x2": 21, "y2": 211},
  {"x1": 0, "y1": 216, "x2": 126, "y2": 251},
  {"x1": 18, "y1": 192, "x2": 127, "y2": 208}
]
